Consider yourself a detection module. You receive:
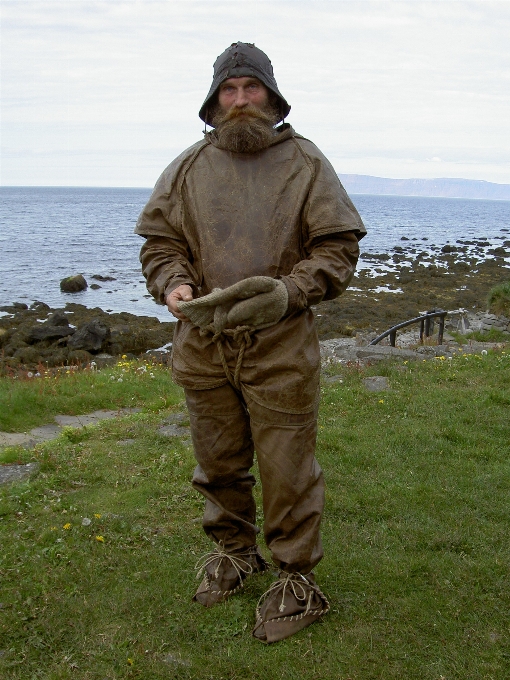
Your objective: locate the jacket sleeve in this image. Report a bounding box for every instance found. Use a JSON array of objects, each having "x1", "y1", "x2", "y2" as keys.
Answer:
[
  {"x1": 139, "y1": 235, "x2": 198, "y2": 304},
  {"x1": 281, "y1": 230, "x2": 360, "y2": 314},
  {"x1": 135, "y1": 144, "x2": 207, "y2": 304}
]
